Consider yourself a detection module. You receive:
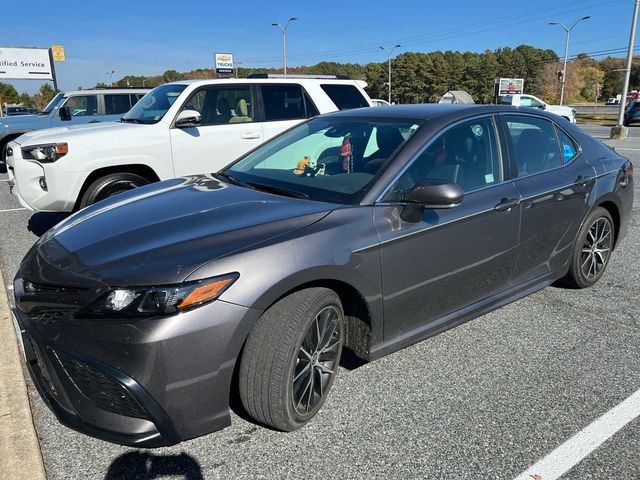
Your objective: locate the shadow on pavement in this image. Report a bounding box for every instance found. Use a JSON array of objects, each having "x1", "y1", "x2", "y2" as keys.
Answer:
[
  {"x1": 105, "y1": 452, "x2": 204, "y2": 480},
  {"x1": 27, "y1": 212, "x2": 71, "y2": 237}
]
